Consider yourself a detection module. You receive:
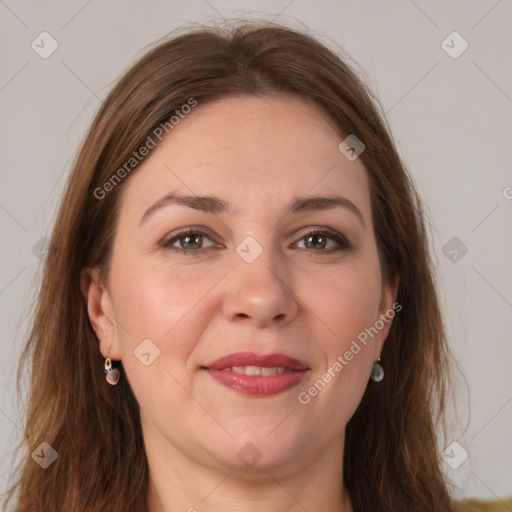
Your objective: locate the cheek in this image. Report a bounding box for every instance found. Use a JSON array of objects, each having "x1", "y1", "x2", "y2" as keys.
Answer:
[
  {"x1": 299, "y1": 253, "x2": 382, "y2": 412},
  {"x1": 108, "y1": 256, "x2": 215, "y2": 417},
  {"x1": 107, "y1": 252, "x2": 214, "y2": 368},
  {"x1": 110, "y1": 248, "x2": 222, "y2": 333},
  {"x1": 308, "y1": 255, "x2": 383, "y2": 351}
]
